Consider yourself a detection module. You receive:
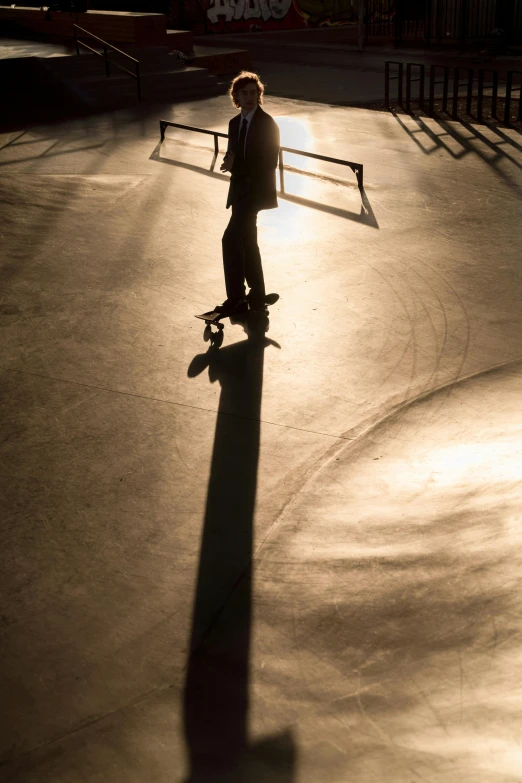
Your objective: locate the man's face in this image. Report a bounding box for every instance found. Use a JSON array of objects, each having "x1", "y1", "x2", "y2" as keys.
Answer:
[{"x1": 236, "y1": 82, "x2": 259, "y2": 113}]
